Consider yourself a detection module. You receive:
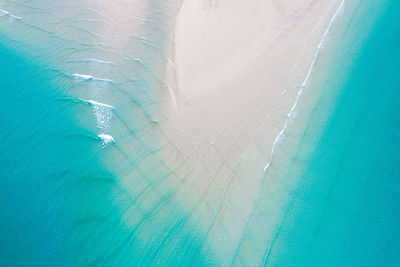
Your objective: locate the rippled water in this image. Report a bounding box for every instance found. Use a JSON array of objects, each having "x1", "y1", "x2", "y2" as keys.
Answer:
[
  {"x1": 264, "y1": 1, "x2": 400, "y2": 265},
  {"x1": 0, "y1": 0, "x2": 398, "y2": 266}
]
